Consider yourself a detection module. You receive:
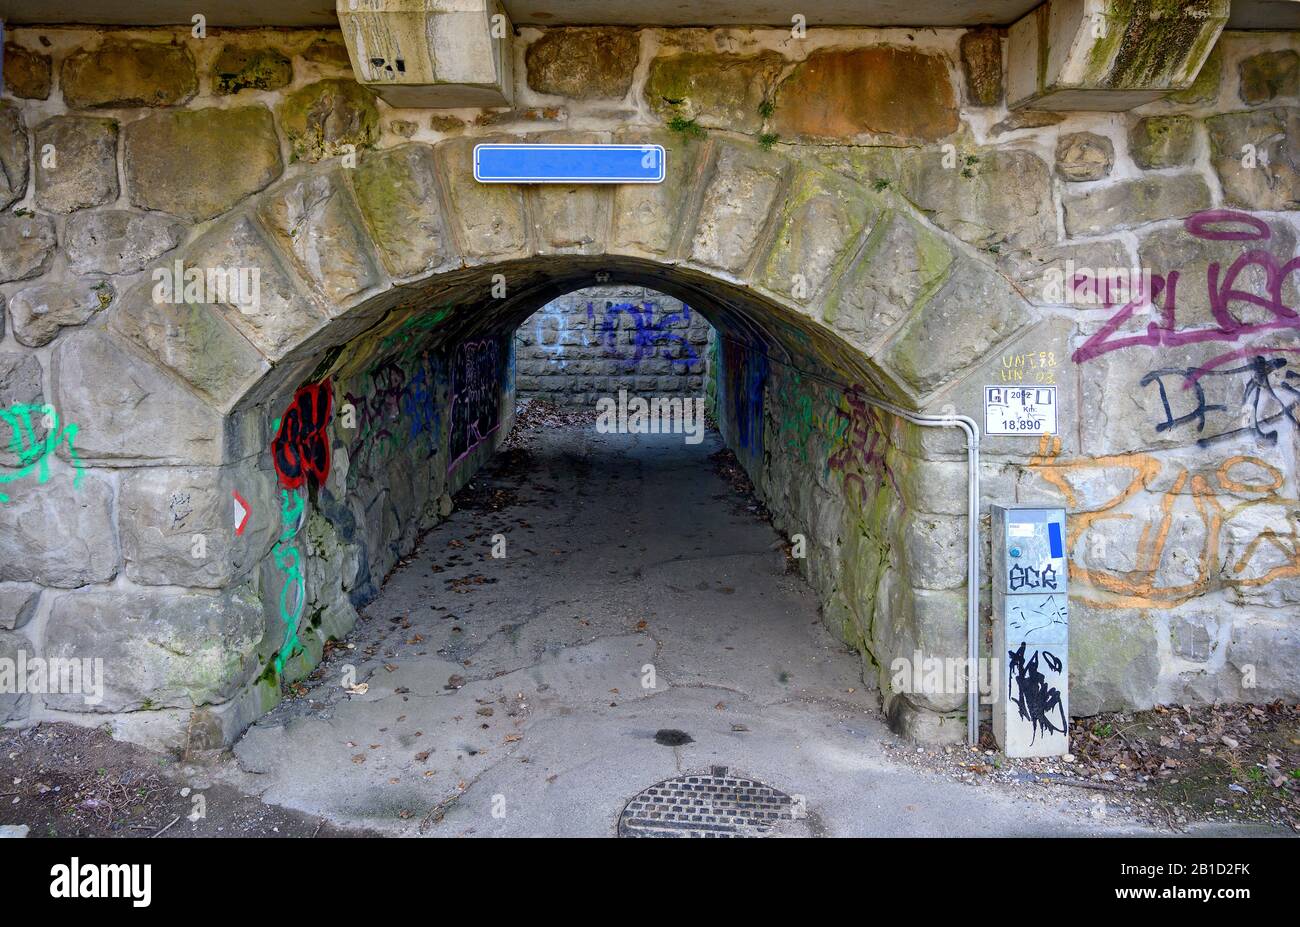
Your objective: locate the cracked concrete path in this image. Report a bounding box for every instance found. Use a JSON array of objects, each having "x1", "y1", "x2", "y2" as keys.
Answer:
[{"x1": 220, "y1": 426, "x2": 1165, "y2": 837}]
